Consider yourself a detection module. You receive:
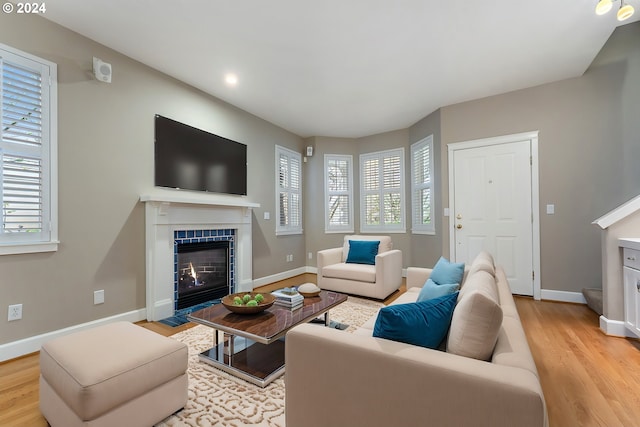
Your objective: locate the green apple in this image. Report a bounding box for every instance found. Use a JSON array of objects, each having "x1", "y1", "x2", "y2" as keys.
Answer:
[
  {"x1": 254, "y1": 294, "x2": 264, "y2": 303},
  {"x1": 246, "y1": 300, "x2": 258, "y2": 307}
]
